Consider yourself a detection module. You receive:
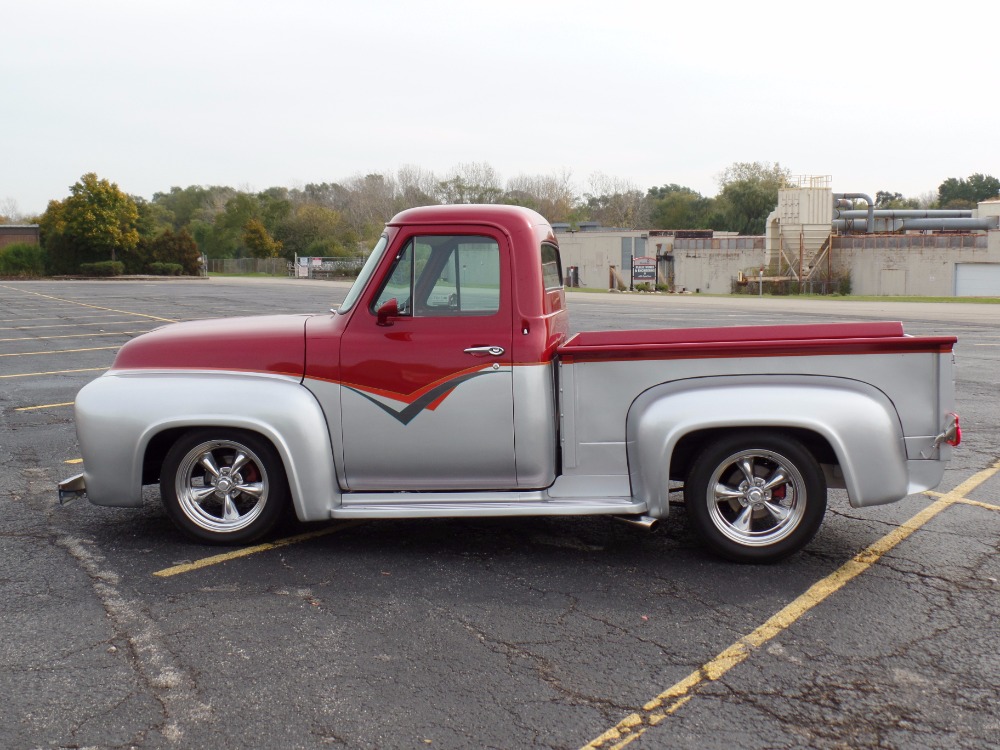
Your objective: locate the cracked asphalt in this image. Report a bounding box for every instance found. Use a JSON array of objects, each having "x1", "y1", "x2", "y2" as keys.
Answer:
[{"x1": 1, "y1": 279, "x2": 997, "y2": 749}]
